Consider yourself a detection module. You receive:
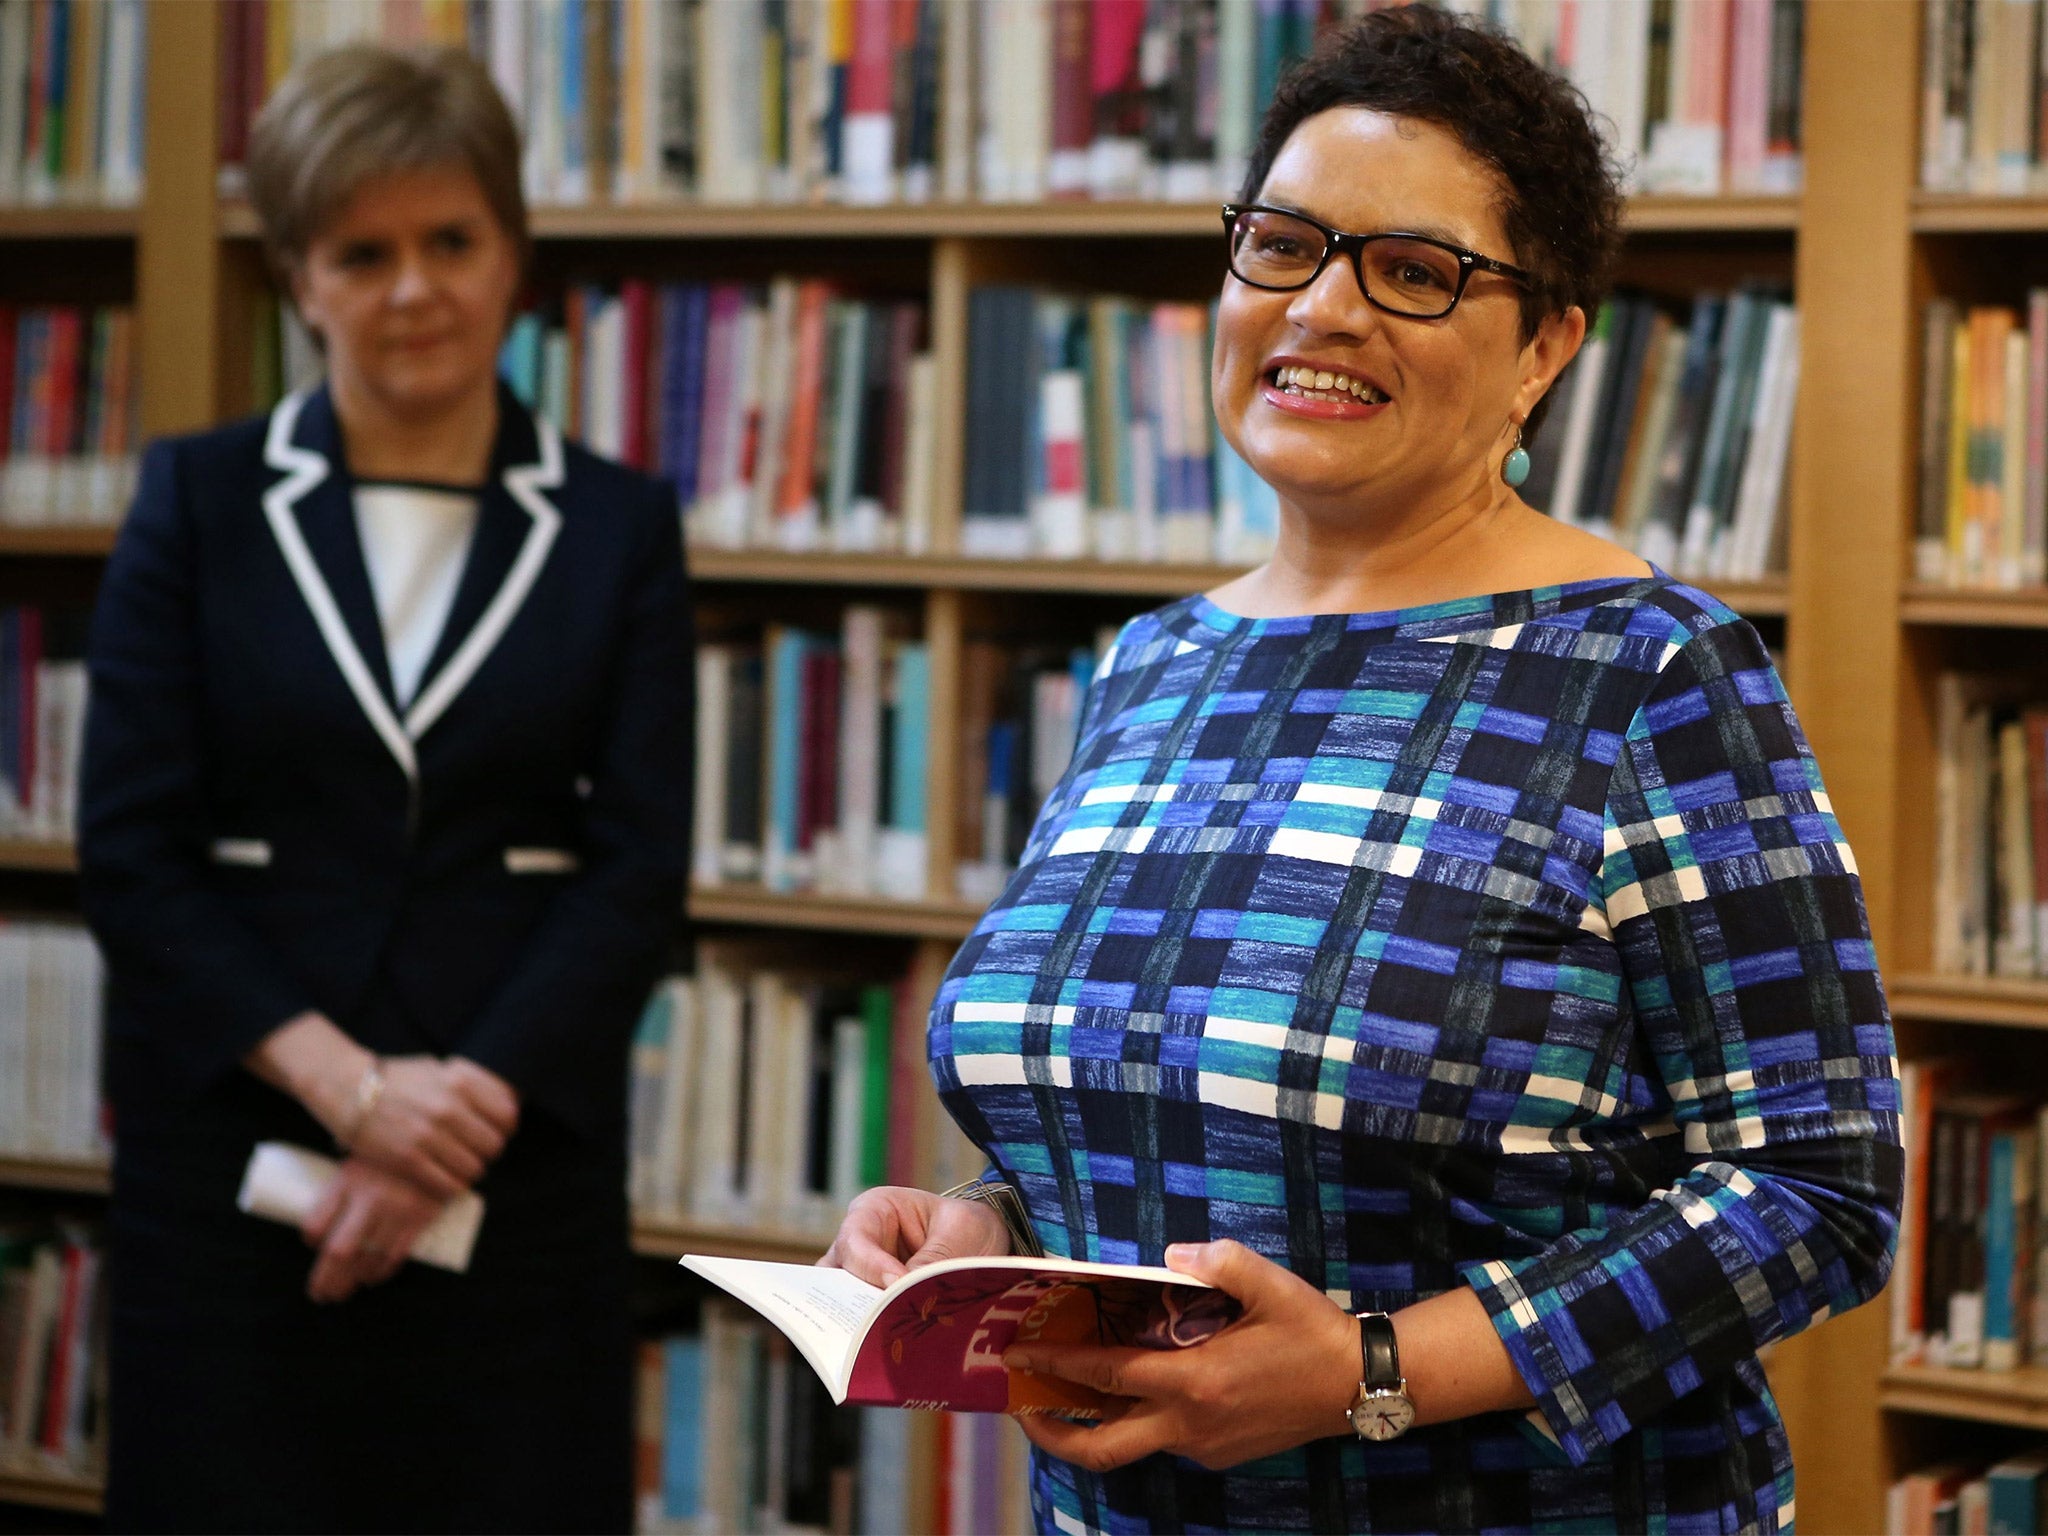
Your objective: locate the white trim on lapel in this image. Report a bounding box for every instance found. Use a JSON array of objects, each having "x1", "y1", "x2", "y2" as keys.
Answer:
[
  {"x1": 261, "y1": 393, "x2": 418, "y2": 782},
  {"x1": 405, "y1": 416, "x2": 563, "y2": 740}
]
